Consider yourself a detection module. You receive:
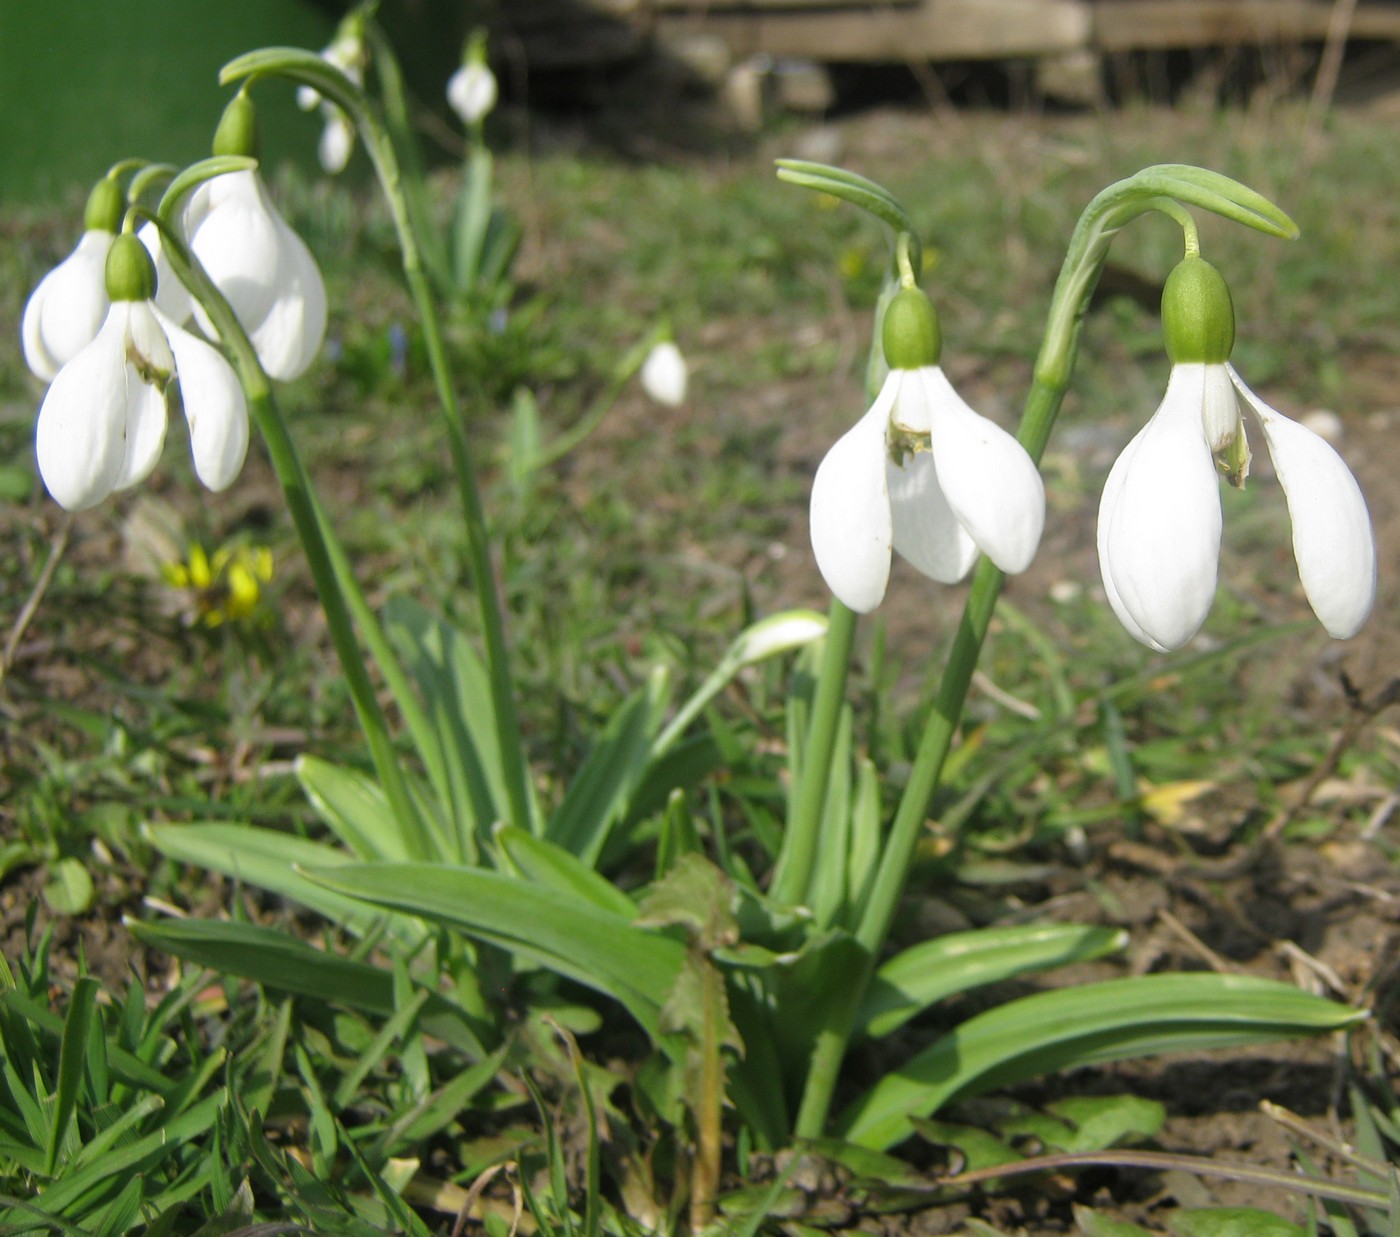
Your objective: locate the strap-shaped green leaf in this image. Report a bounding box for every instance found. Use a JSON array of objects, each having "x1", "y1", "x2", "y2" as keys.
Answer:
[
  {"x1": 495, "y1": 827, "x2": 638, "y2": 919},
  {"x1": 840, "y1": 973, "x2": 1365, "y2": 1149},
  {"x1": 301, "y1": 863, "x2": 686, "y2": 1040},
  {"x1": 125, "y1": 919, "x2": 484, "y2": 1058},
  {"x1": 45, "y1": 976, "x2": 98, "y2": 1174},
  {"x1": 858, "y1": 923, "x2": 1128, "y2": 1039},
  {"x1": 546, "y1": 668, "x2": 670, "y2": 863},
  {"x1": 143, "y1": 822, "x2": 421, "y2": 944}
]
